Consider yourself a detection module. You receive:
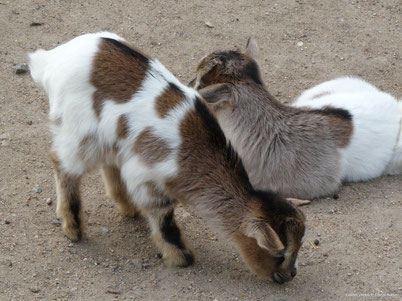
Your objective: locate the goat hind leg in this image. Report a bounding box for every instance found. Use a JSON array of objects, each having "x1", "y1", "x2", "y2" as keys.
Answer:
[
  {"x1": 102, "y1": 164, "x2": 140, "y2": 217},
  {"x1": 50, "y1": 150, "x2": 85, "y2": 242}
]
